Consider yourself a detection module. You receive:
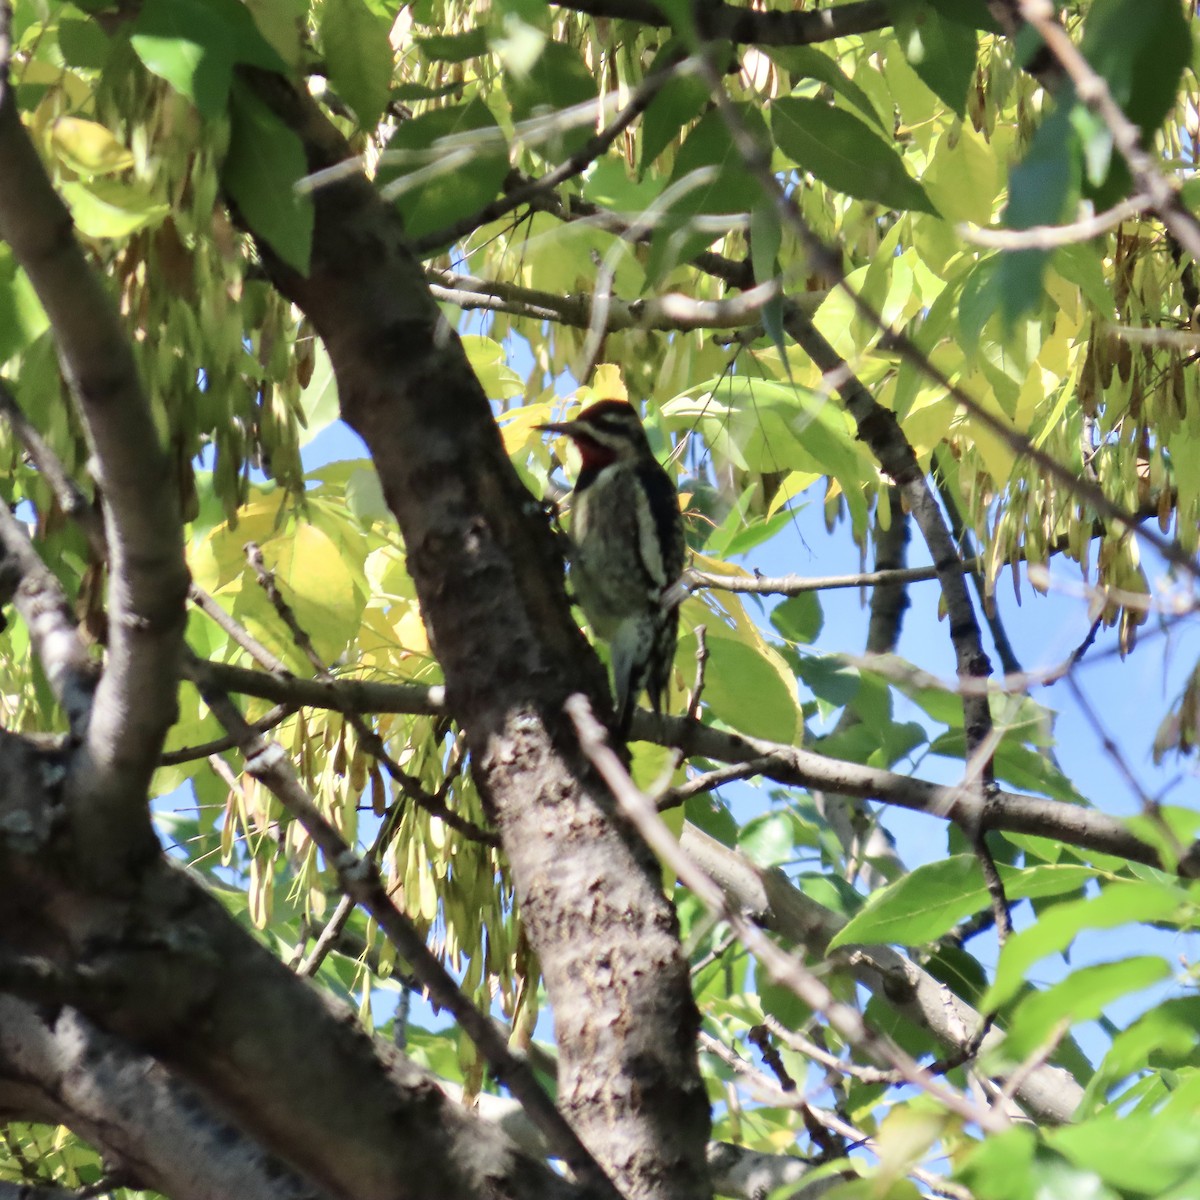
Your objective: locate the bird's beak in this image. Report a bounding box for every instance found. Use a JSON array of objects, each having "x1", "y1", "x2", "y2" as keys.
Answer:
[{"x1": 536, "y1": 421, "x2": 575, "y2": 436}]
